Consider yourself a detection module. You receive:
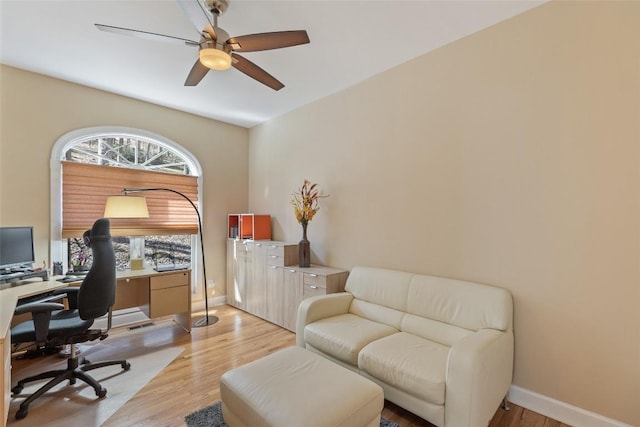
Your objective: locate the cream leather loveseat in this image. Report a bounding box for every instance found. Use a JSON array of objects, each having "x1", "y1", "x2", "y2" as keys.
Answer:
[{"x1": 296, "y1": 266, "x2": 514, "y2": 427}]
